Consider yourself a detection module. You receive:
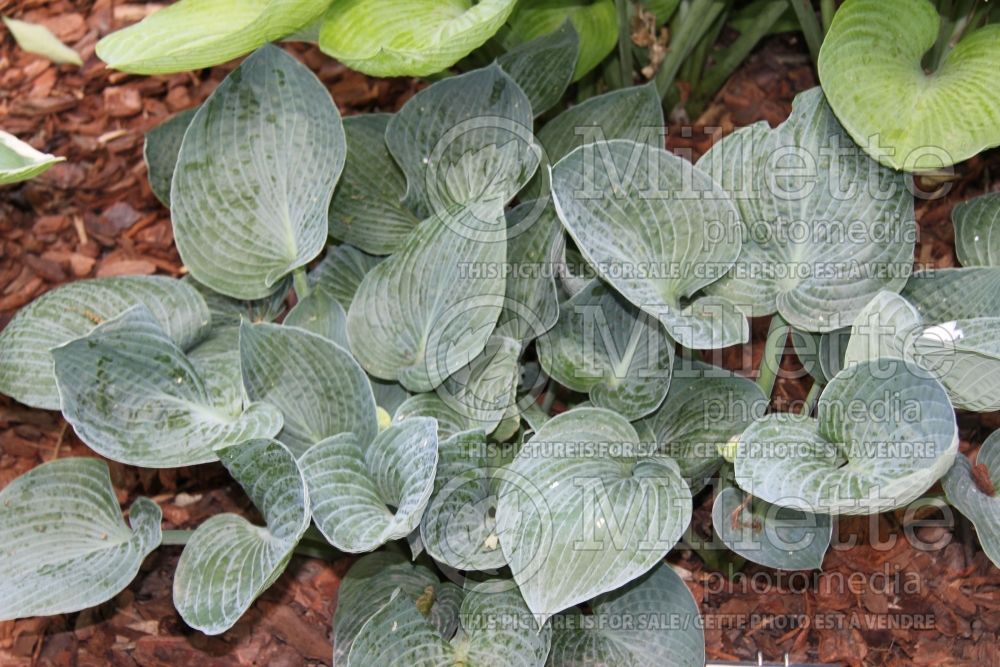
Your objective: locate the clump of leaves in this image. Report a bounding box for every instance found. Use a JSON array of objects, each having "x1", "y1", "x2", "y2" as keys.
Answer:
[{"x1": 1, "y1": 32, "x2": 998, "y2": 666}]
